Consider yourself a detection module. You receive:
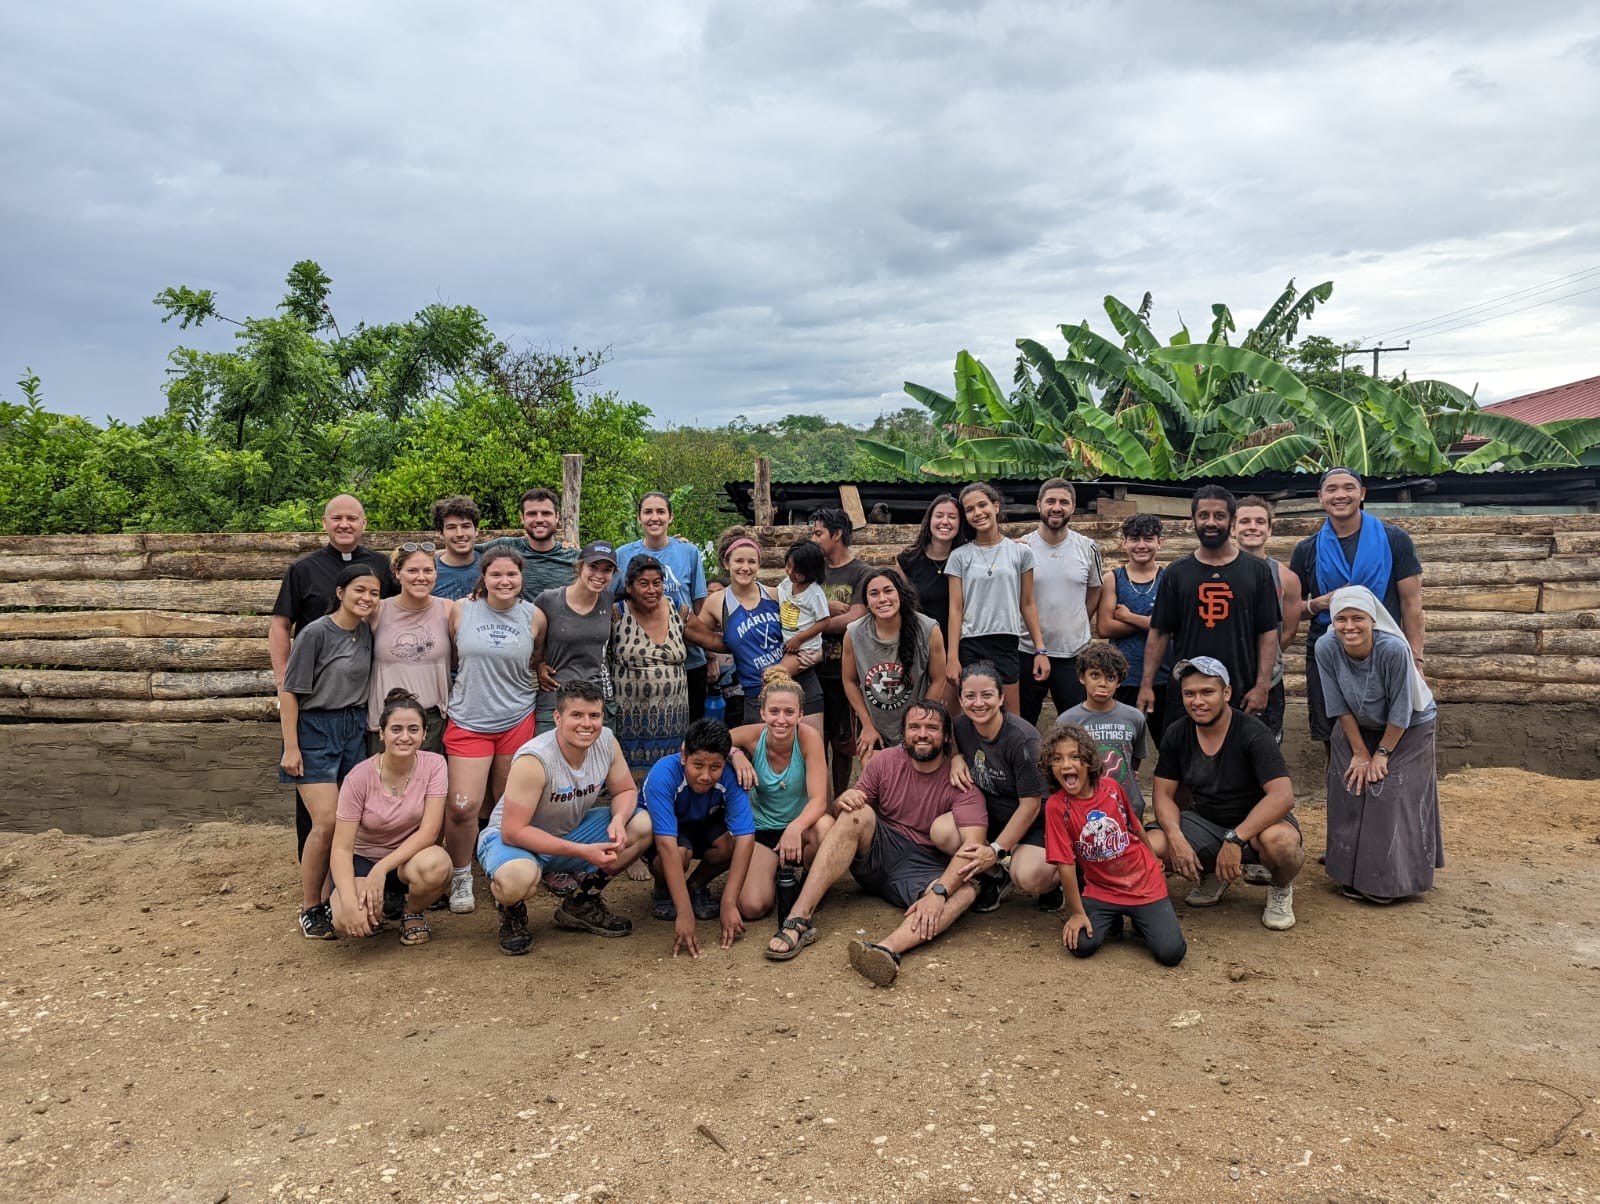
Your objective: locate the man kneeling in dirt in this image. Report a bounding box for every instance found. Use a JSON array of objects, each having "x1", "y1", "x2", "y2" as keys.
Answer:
[{"x1": 764, "y1": 700, "x2": 989, "y2": 987}]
